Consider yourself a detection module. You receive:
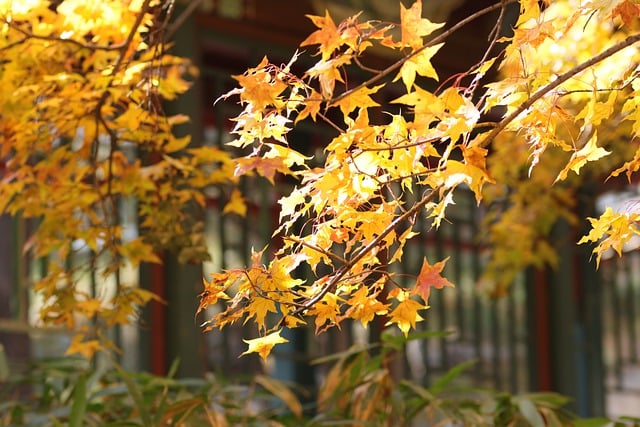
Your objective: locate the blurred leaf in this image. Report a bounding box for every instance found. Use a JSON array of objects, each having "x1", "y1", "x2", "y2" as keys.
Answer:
[
  {"x1": 429, "y1": 359, "x2": 477, "y2": 395},
  {"x1": 69, "y1": 373, "x2": 87, "y2": 427},
  {"x1": 519, "y1": 392, "x2": 571, "y2": 408},
  {"x1": 159, "y1": 397, "x2": 208, "y2": 425},
  {"x1": 516, "y1": 398, "x2": 545, "y2": 427},
  {"x1": 0, "y1": 344, "x2": 8, "y2": 381},
  {"x1": 112, "y1": 361, "x2": 153, "y2": 427},
  {"x1": 573, "y1": 418, "x2": 613, "y2": 427},
  {"x1": 255, "y1": 375, "x2": 303, "y2": 419}
]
